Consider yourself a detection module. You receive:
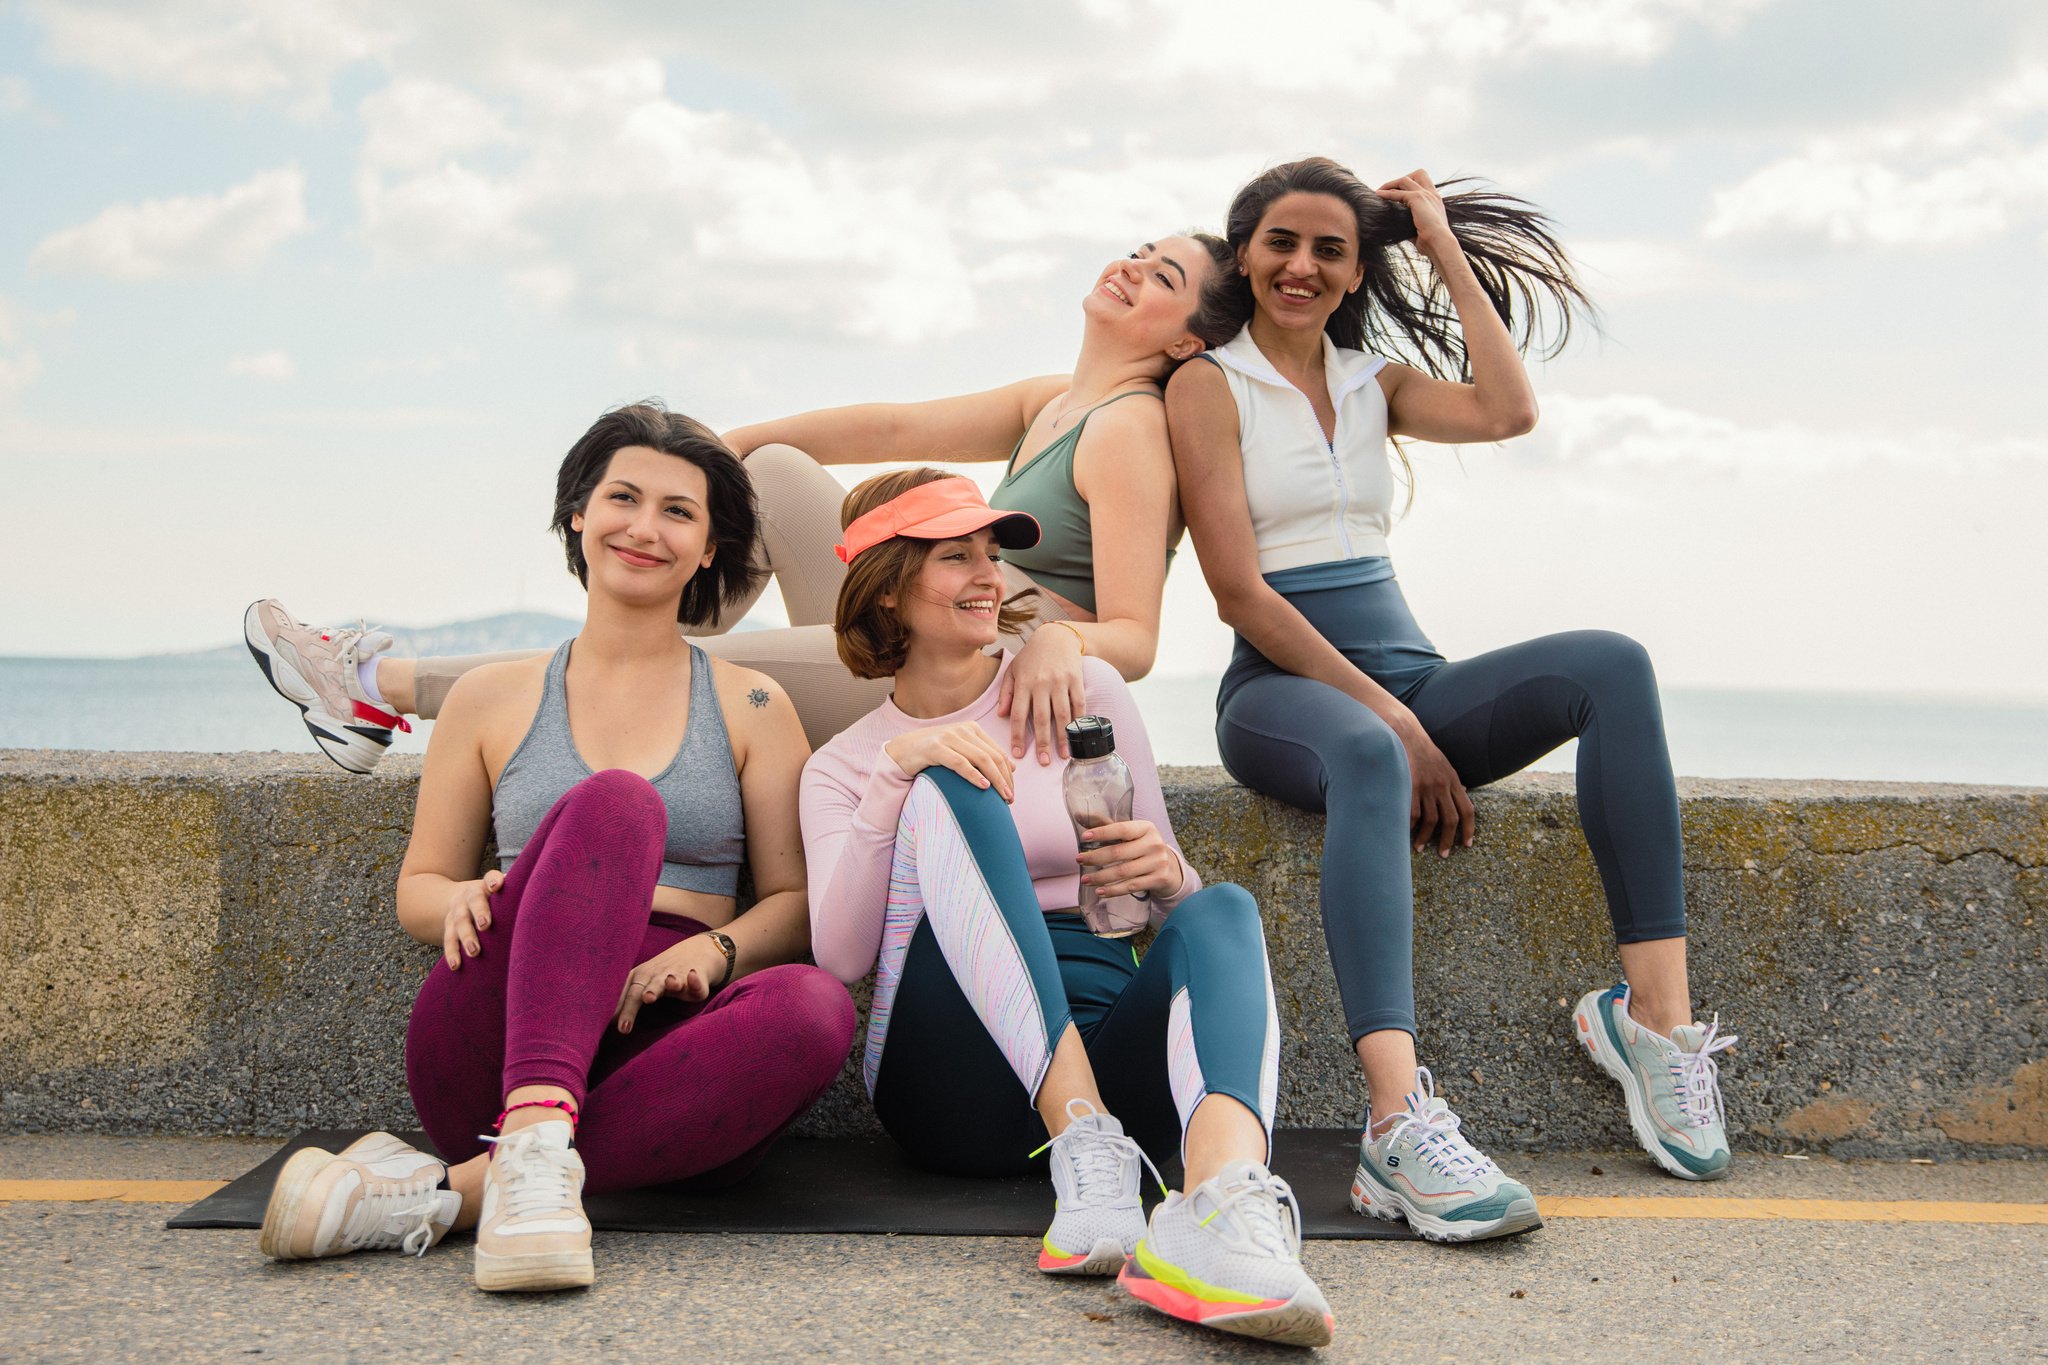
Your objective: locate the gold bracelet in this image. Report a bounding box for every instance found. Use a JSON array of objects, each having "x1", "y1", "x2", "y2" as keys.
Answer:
[{"x1": 1045, "y1": 620, "x2": 1087, "y2": 655}]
